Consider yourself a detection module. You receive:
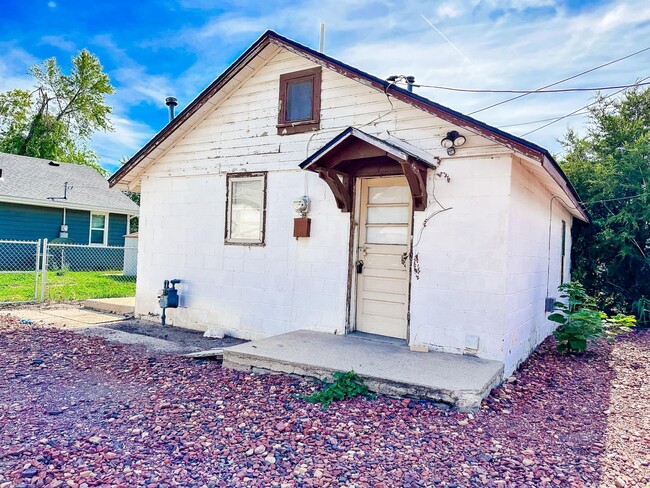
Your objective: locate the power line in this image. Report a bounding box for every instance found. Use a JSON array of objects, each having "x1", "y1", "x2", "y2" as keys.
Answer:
[
  {"x1": 414, "y1": 81, "x2": 650, "y2": 94},
  {"x1": 520, "y1": 75, "x2": 650, "y2": 136},
  {"x1": 467, "y1": 45, "x2": 650, "y2": 115},
  {"x1": 499, "y1": 112, "x2": 589, "y2": 128}
]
